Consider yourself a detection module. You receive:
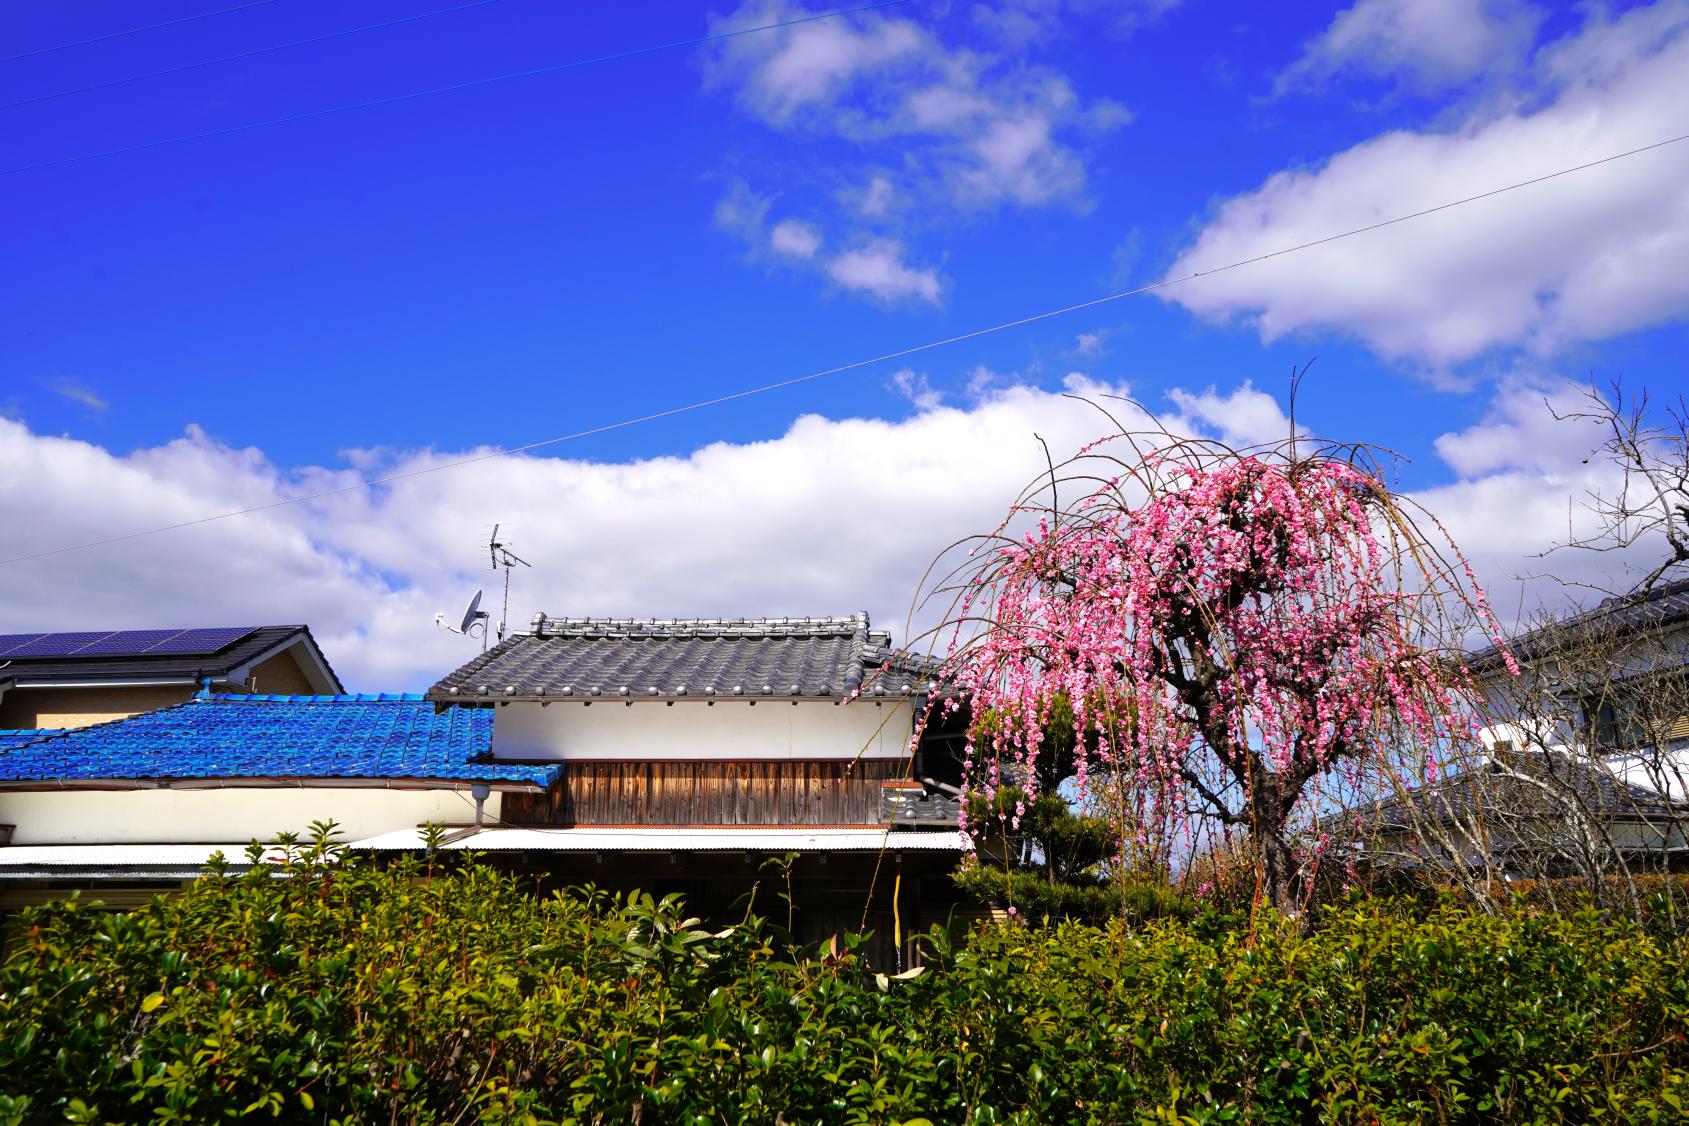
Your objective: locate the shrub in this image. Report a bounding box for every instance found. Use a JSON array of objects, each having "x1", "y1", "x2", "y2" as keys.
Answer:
[{"x1": 1, "y1": 832, "x2": 1685, "y2": 1124}]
